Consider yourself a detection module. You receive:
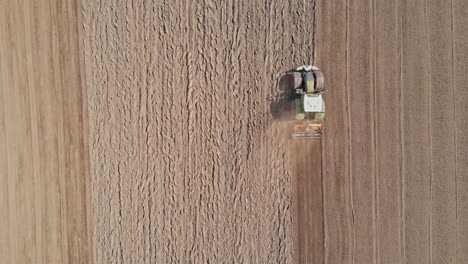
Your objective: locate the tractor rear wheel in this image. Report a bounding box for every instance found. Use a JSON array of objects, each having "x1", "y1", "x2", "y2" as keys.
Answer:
[
  {"x1": 290, "y1": 72, "x2": 302, "y2": 89},
  {"x1": 314, "y1": 70, "x2": 325, "y2": 91}
]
